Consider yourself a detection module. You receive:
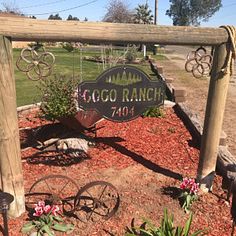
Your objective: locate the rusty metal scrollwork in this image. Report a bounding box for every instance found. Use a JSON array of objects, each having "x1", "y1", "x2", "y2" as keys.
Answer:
[
  {"x1": 16, "y1": 46, "x2": 55, "y2": 81},
  {"x1": 185, "y1": 47, "x2": 212, "y2": 78}
]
